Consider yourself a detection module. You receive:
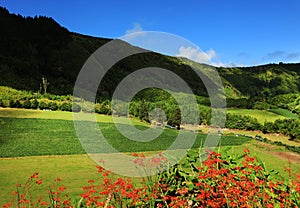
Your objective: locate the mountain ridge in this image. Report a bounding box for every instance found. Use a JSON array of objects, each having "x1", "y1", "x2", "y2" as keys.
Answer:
[{"x1": 0, "y1": 6, "x2": 299, "y2": 100}]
